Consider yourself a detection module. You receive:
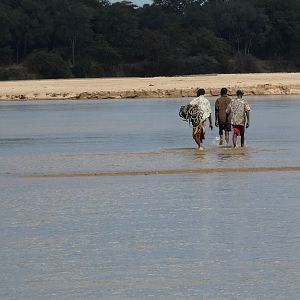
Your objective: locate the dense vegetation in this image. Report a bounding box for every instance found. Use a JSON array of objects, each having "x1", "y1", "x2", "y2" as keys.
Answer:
[{"x1": 1, "y1": 0, "x2": 300, "y2": 79}]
